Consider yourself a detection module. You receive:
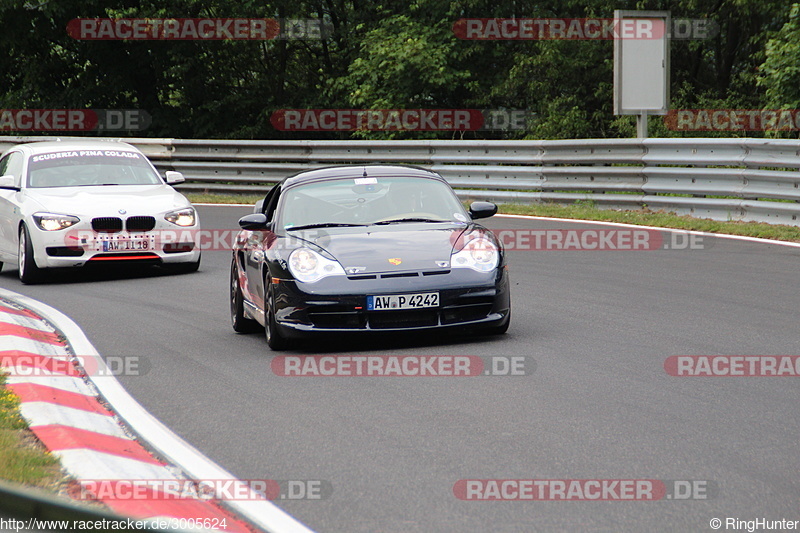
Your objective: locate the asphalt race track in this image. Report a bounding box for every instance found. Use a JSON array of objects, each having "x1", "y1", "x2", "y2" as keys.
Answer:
[{"x1": 2, "y1": 205, "x2": 799, "y2": 532}]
